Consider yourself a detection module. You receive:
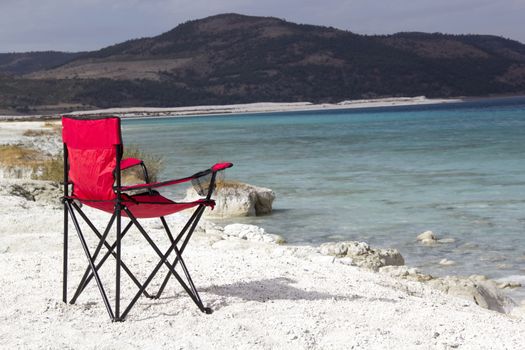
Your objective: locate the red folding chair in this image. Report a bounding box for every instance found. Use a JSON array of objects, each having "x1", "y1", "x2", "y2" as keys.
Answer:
[{"x1": 61, "y1": 116, "x2": 232, "y2": 321}]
